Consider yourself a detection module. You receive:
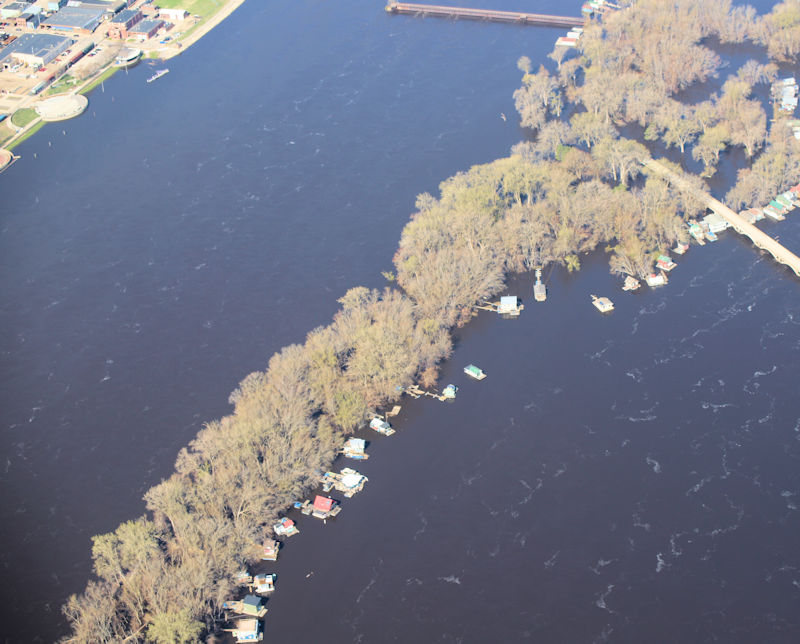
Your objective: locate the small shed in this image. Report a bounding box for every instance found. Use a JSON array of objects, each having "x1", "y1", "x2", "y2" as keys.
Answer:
[
  {"x1": 498, "y1": 296, "x2": 522, "y2": 316},
  {"x1": 241, "y1": 595, "x2": 265, "y2": 617},
  {"x1": 343, "y1": 437, "x2": 368, "y2": 459}
]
